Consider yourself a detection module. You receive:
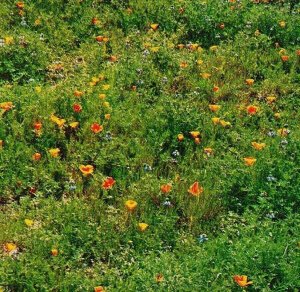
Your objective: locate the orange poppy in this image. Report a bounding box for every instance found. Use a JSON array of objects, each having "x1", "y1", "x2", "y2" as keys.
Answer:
[
  {"x1": 51, "y1": 249, "x2": 58, "y2": 256},
  {"x1": 0, "y1": 102, "x2": 13, "y2": 111},
  {"x1": 32, "y1": 152, "x2": 41, "y2": 161},
  {"x1": 251, "y1": 142, "x2": 266, "y2": 150},
  {"x1": 188, "y1": 182, "x2": 203, "y2": 197},
  {"x1": 96, "y1": 35, "x2": 104, "y2": 42},
  {"x1": 109, "y1": 55, "x2": 118, "y2": 62},
  {"x1": 160, "y1": 184, "x2": 172, "y2": 194},
  {"x1": 244, "y1": 157, "x2": 256, "y2": 166},
  {"x1": 190, "y1": 131, "x2": 200, "y2": 138},
  {"x1": 3, "y1": 242, "x2": 17, "y2": 253},
  {"x1": 94, "y1": 286, "x2": 105, "y2": 292},
  {"x1": 150, "y1": 23, "x2": 159, "y2": 31},
  {"x1": 180, "y1": 61, "x2": 188, "y2": 68},
  {"x1": 233, "y1": 275, "x2": 253, "y2": 287},
  {"x1": 49, "y1": 148, "x2": 60, "y2": 158},
  {"x1": 74, "y1": 90, "x2": 84, "y2": 97},
  {"x1": 155, "y1": 274, "x2": 164, "y2": 283},
  {"x1": 194, "y1": 137, "x2": 201, "y2": 144},
  {"x1": 99, "y1": 93, "x2": 106, "y2": 100},
  {"x1": 209, "y1": 104, "x2": 221, "y2": 112},
  {"x1": 245, "y1": 78, "x2": 254, "y2": 86},
  {"x1": 16, "y1": 2, "x2": 24, "y2": 9},
  {"x1": 79, "y1": 165, "x2": 94, "y2": 176},
  {"x1": 189, "y1": 43, "x2": 199, "y2": 51},
  {"x1": 201, "y1": 73, "x2": 211, "y2": 79},
  {"x1": 177, "y1": 134, "x2": 184, "y2": 141},
  {"x1": 102, "y1": 177, "x2": 115, "y2": 189},
  {"x1": 281, "y1": 55, "x2": 289, "y2": 62}
]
